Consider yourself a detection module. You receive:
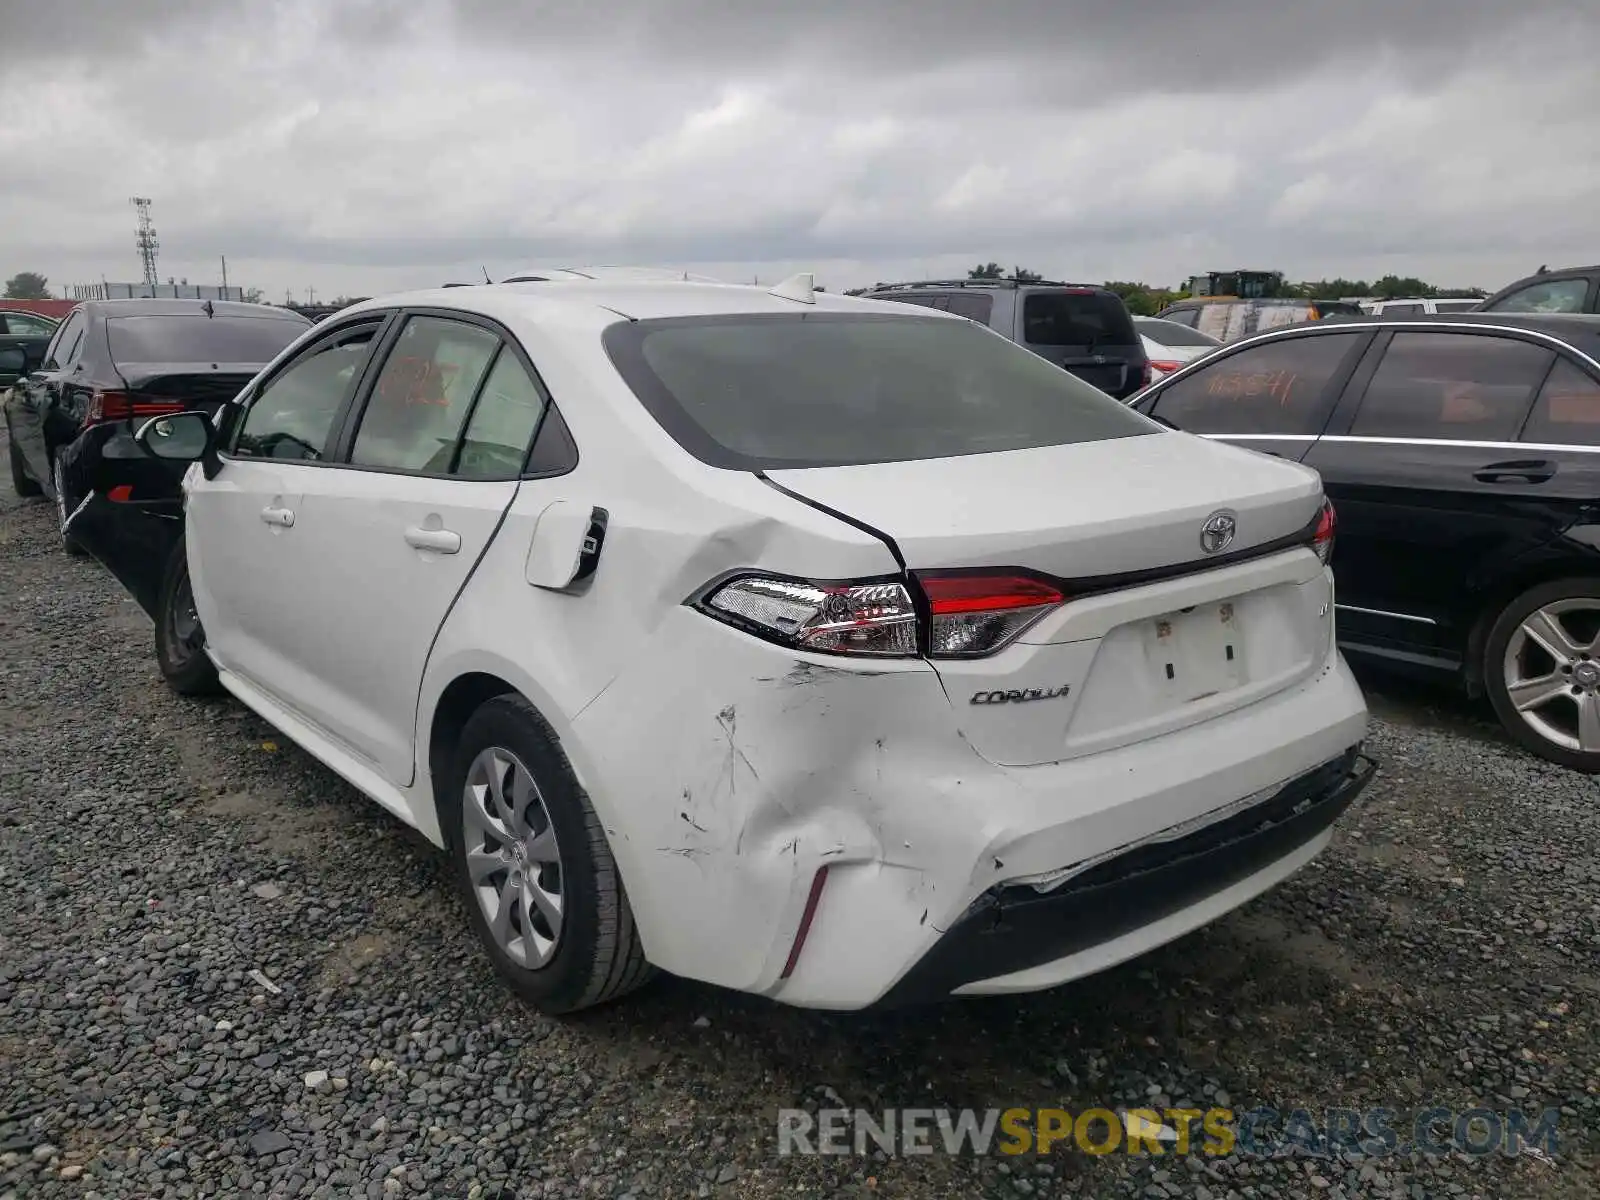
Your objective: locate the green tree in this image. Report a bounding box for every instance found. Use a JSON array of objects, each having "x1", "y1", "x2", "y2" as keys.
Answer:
[
  {"x1": 1012, "y1": 266, "x2": 1043, "y2": 283},
  {"x1": 4, "y1": 271, "x2": 50, "y2": 299},
  {"x1": 241, "y1": 287, "x2": 266, "y2": 304},
  {"x1": 968, "y1": 262, "x2": 1005, "y2": 280},
  {"x1": 1371, "y1": 275, "x2": 1433, "y2": 299},
  {"x1": 1104, "y1": 281, "x2": 1184, "y2": 317}
]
